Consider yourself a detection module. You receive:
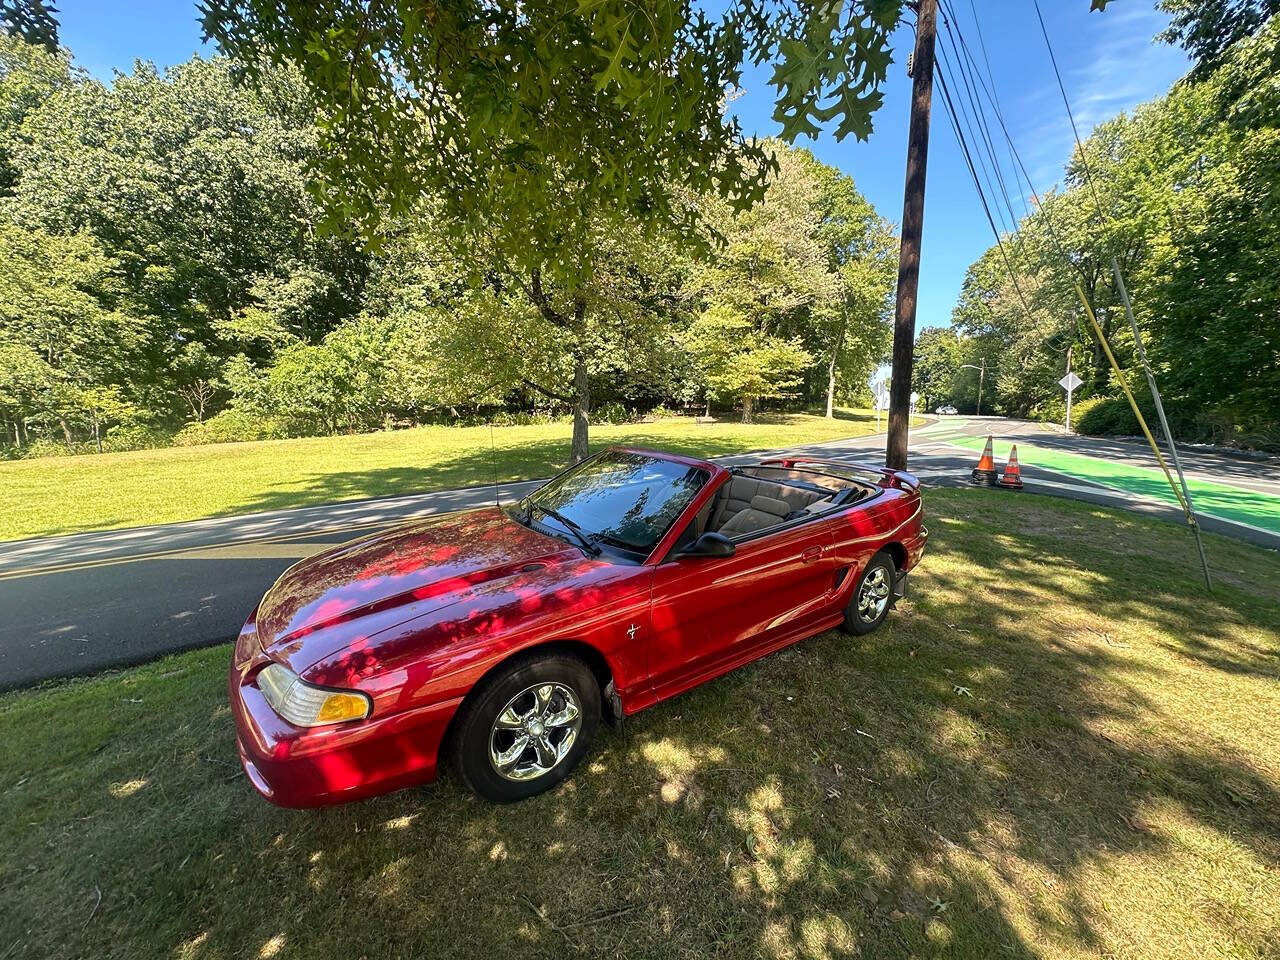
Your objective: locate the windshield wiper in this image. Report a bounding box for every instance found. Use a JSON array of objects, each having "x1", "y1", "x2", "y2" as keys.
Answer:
[{"x1": 529, "y1": 502, "x2": 601, "y2": 556}]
